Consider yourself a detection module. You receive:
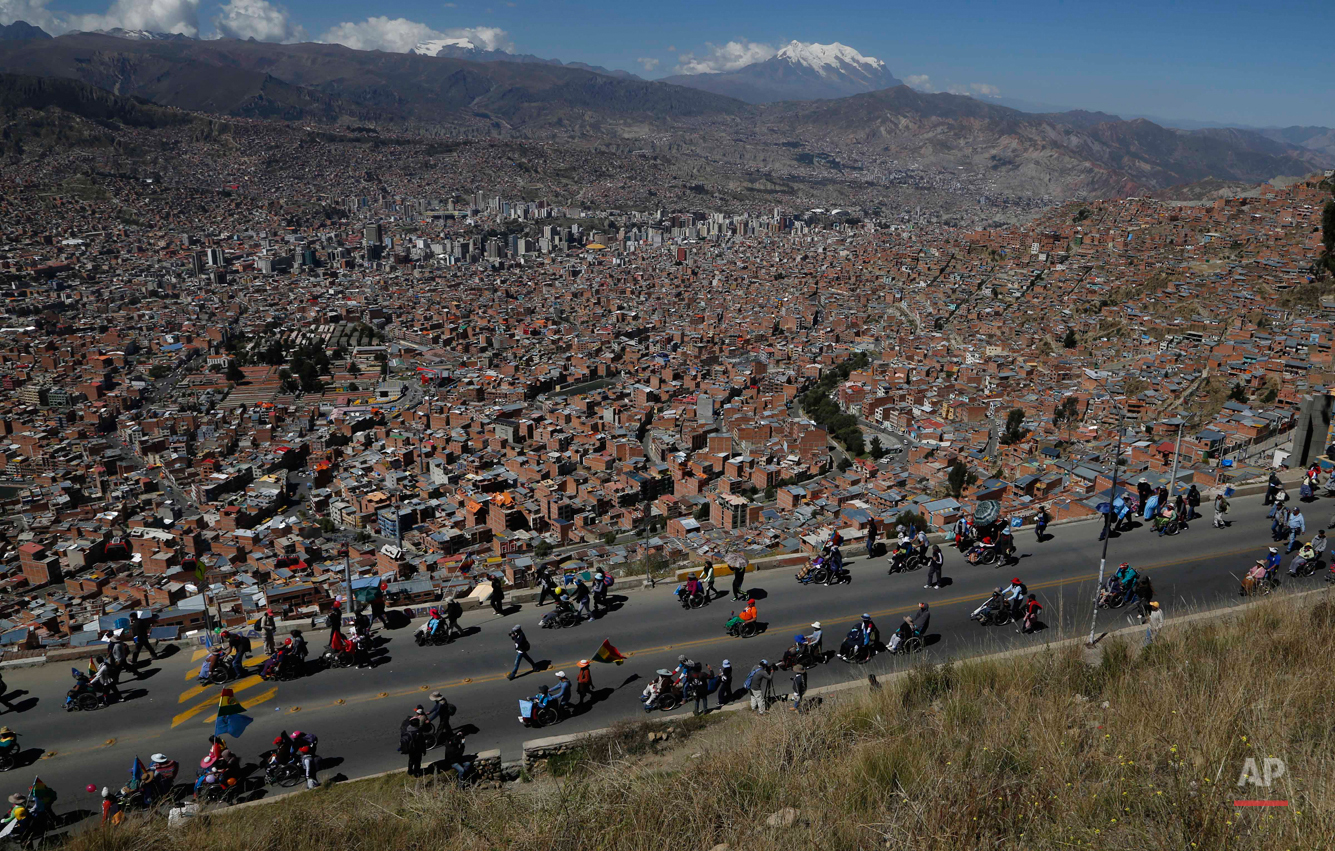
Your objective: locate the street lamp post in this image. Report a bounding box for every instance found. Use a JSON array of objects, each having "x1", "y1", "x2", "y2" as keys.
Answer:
[{"x1": 1088, "y1": 401, "x2": 1126, "y2": 647}]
